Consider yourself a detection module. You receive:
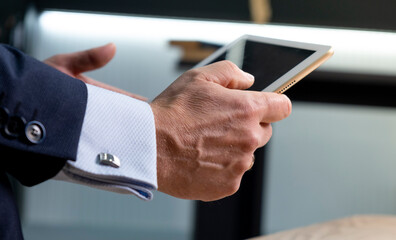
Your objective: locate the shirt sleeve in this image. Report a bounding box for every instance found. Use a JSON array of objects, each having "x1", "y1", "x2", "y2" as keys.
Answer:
[{"x1": 54, "y1": 84, "x2": 157, "y2": 201}]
